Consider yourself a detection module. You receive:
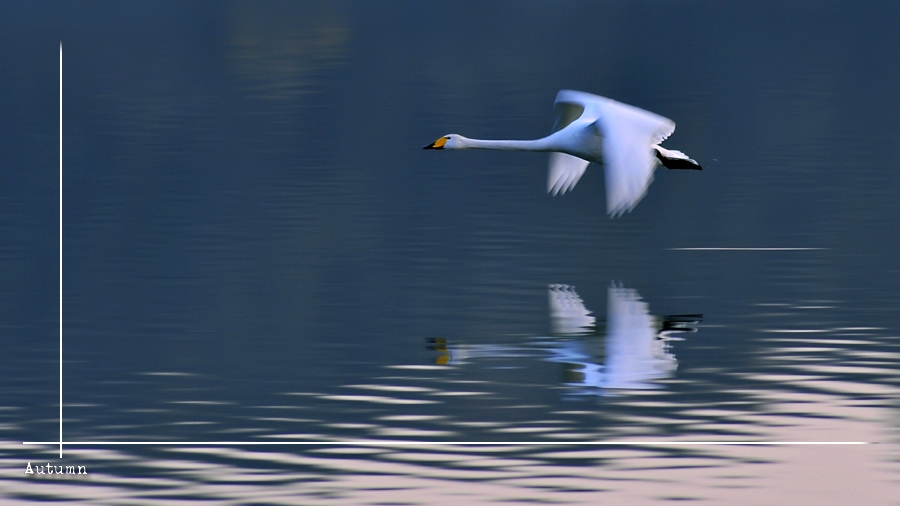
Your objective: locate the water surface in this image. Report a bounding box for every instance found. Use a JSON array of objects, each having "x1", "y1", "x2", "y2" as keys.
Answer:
[{"x1": 2, "y1": 1, "x2": 900, "y2": 504}]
